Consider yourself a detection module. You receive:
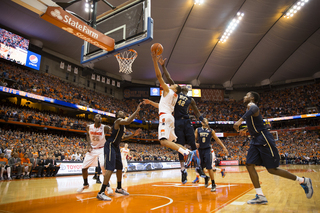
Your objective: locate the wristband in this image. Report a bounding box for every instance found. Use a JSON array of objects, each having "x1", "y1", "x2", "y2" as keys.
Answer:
[{"x1": 199, "y1": 116, "x2": 204, "y2": 121}]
